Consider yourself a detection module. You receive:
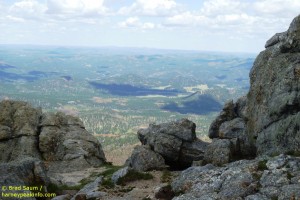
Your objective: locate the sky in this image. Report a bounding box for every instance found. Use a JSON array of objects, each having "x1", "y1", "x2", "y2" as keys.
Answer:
[{"x1": 0, "y1": 0, "x2": 299, "y2": 53}]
